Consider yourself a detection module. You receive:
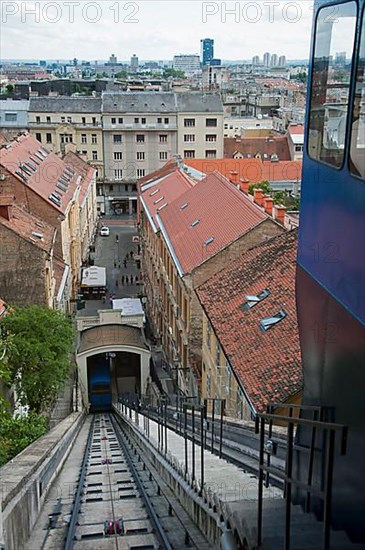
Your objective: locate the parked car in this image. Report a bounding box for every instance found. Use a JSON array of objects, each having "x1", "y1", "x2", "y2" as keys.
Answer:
[{"x1": 100, "y1": 226, "x2": 110, "y2": 236}]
